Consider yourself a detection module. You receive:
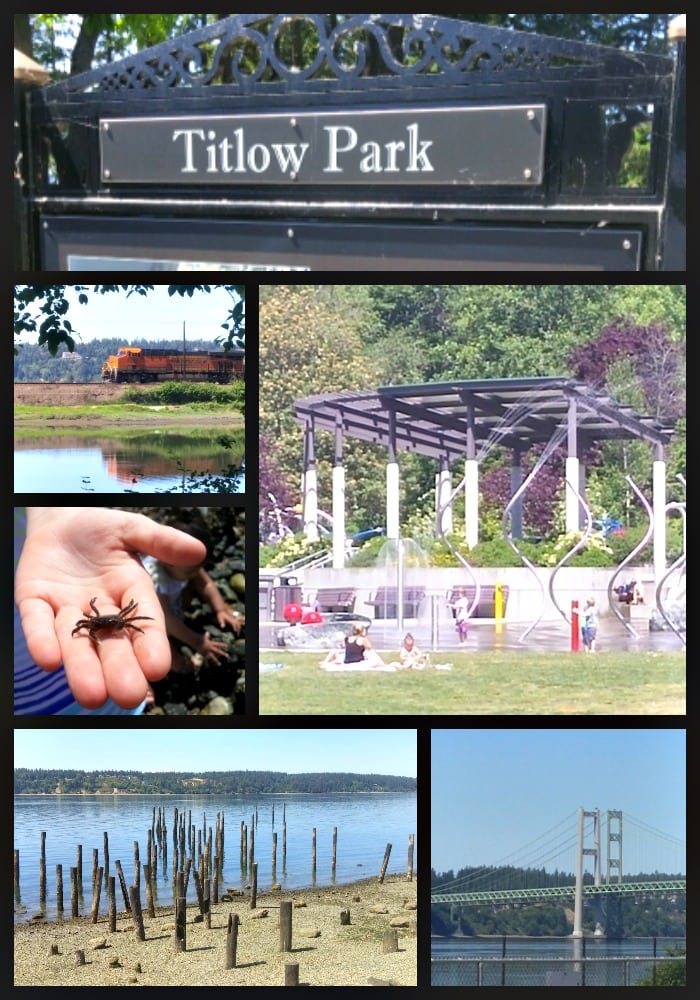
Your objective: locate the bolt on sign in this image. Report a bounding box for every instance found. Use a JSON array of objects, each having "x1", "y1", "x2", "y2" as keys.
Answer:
[{"x1": 99, "y1": 105, "x2": 547, "y2": 186}]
